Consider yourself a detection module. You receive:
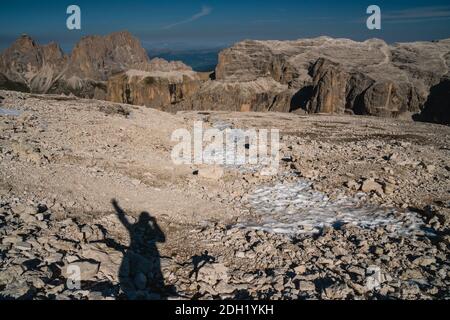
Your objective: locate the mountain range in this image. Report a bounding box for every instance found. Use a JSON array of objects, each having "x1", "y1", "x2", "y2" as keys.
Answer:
[{"x1": 0, "y1": 31, "x2": 448, "y2": 125}]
